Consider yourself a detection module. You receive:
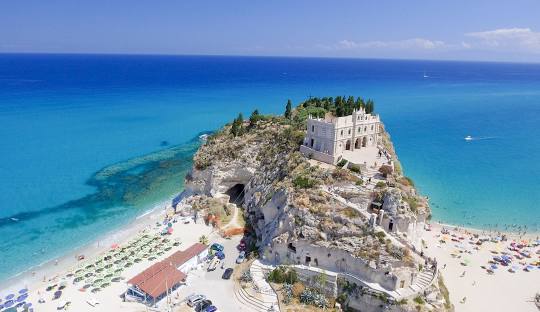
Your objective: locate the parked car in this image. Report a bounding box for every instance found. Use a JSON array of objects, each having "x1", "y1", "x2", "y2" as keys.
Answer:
[
  {"x1": 204, "y1": 305, "x2": 218, "y2": 312},
  {"x1": 207, "y1": 257, "x2": 220, "y2": 271},
  {"x1": 236, "y1": 251, "x2": 246, "y2": 263},
  {"x1": 237, "y1": 241, "x2": 246, "y2": 251},
  {"x1": 215, "y1": 250, "x2": 225, "y2": 260},
  {"x1": 186, "y1": 294, "x2": 207, "y2": 307},
  {"x1": 195, "y1": 299, "x2": 213, "y2": 312},
  {"x1": 210, "y1": 243, "x2": 224, "y2": 252},
  {"x1": 222, "y1": 268, "x2": 234, "y2": 279}
]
